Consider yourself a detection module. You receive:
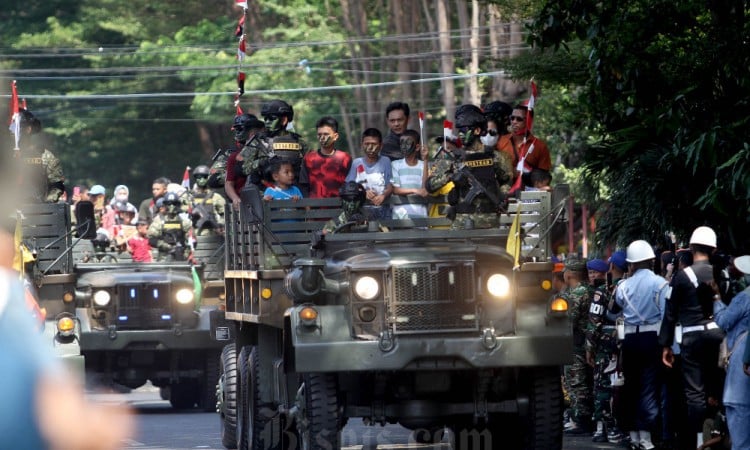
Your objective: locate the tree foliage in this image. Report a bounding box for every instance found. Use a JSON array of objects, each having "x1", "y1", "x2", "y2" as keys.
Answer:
[
  {"x1": 527, "y1": 0, "x2": 750, "y2": 252},
  {"x1": 2, "y1": 0, "x2": 531, "y2": 202}
]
